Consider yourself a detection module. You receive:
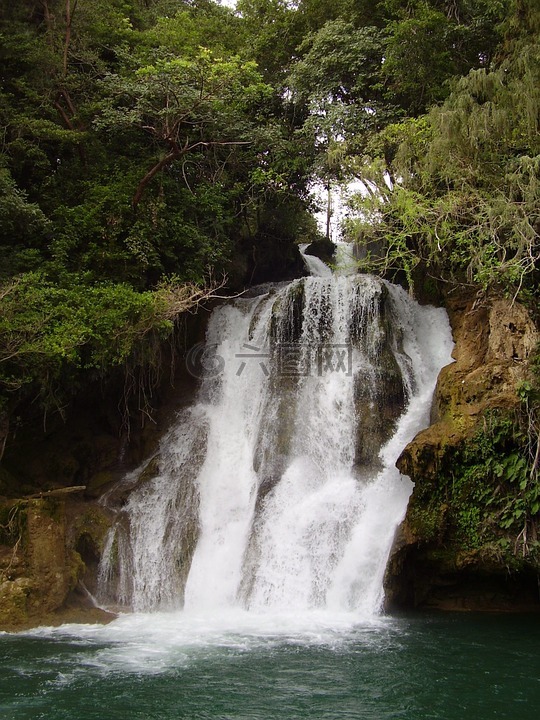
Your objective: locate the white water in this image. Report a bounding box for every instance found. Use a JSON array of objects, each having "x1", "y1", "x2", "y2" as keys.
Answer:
[
  {"x1": 299, "y1": 243, "x2": 333, "y2": 277},
  {"x1": 299, "y1": 238, "x2": 360, "y2": 278},
  {"x1": 97, "y1": 265, "x2": 453, "y2": 624},
  {"x1": 334, "y1": 240, "x2": 358, "y2": 275}
]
